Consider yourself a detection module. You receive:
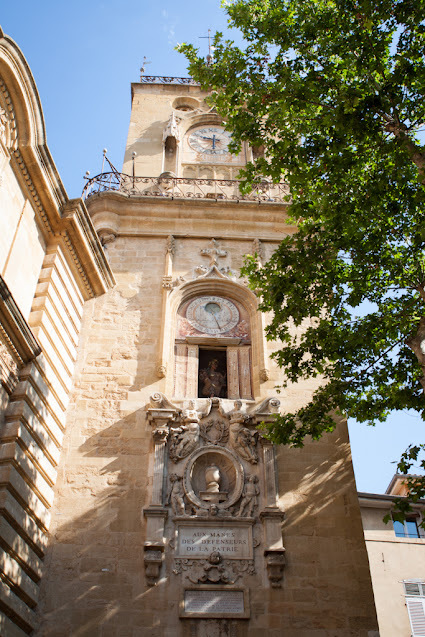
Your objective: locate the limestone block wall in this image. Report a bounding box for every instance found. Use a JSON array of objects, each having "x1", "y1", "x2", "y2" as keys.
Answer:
[
  {"x1": 0, "y1": 246, "x2": 96, "y2": 635},
  {"x1": 0, "y1": 28, "x2": 115, "y2": 635},
  {"x1": 33, "y1": 193, "x2": 378, "y2": 636}
]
